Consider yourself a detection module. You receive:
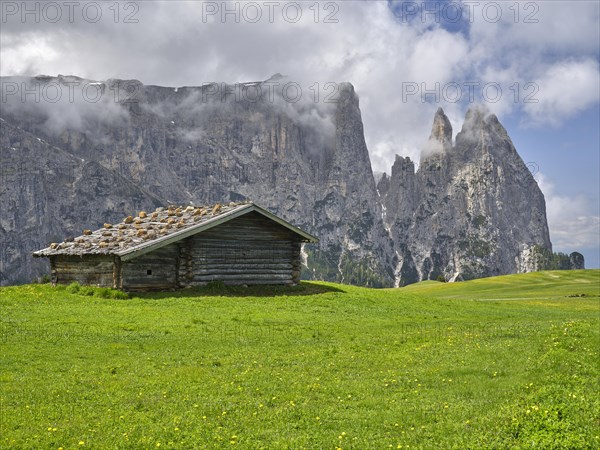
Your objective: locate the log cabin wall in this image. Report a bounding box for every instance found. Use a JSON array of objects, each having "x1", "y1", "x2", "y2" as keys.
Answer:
[
  {"x1": 52, "y1": 255, "x2": 115, "y2": 287},
  {"x1": 121, "y1": 244, "x2": 179, "y2": 291},
  {"x1": 181, "y1": 211, "x2": 302, "y2": 286}
]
